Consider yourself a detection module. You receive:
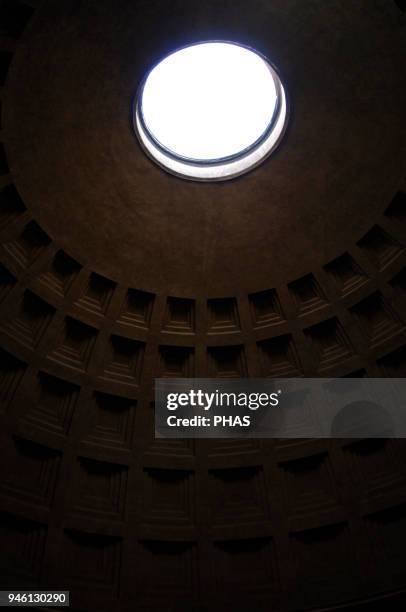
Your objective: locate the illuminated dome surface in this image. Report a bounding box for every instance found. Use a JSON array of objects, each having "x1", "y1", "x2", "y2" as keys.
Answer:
[{"x1": 134, "y1": 42, "x2": 288, "y2": 180}]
